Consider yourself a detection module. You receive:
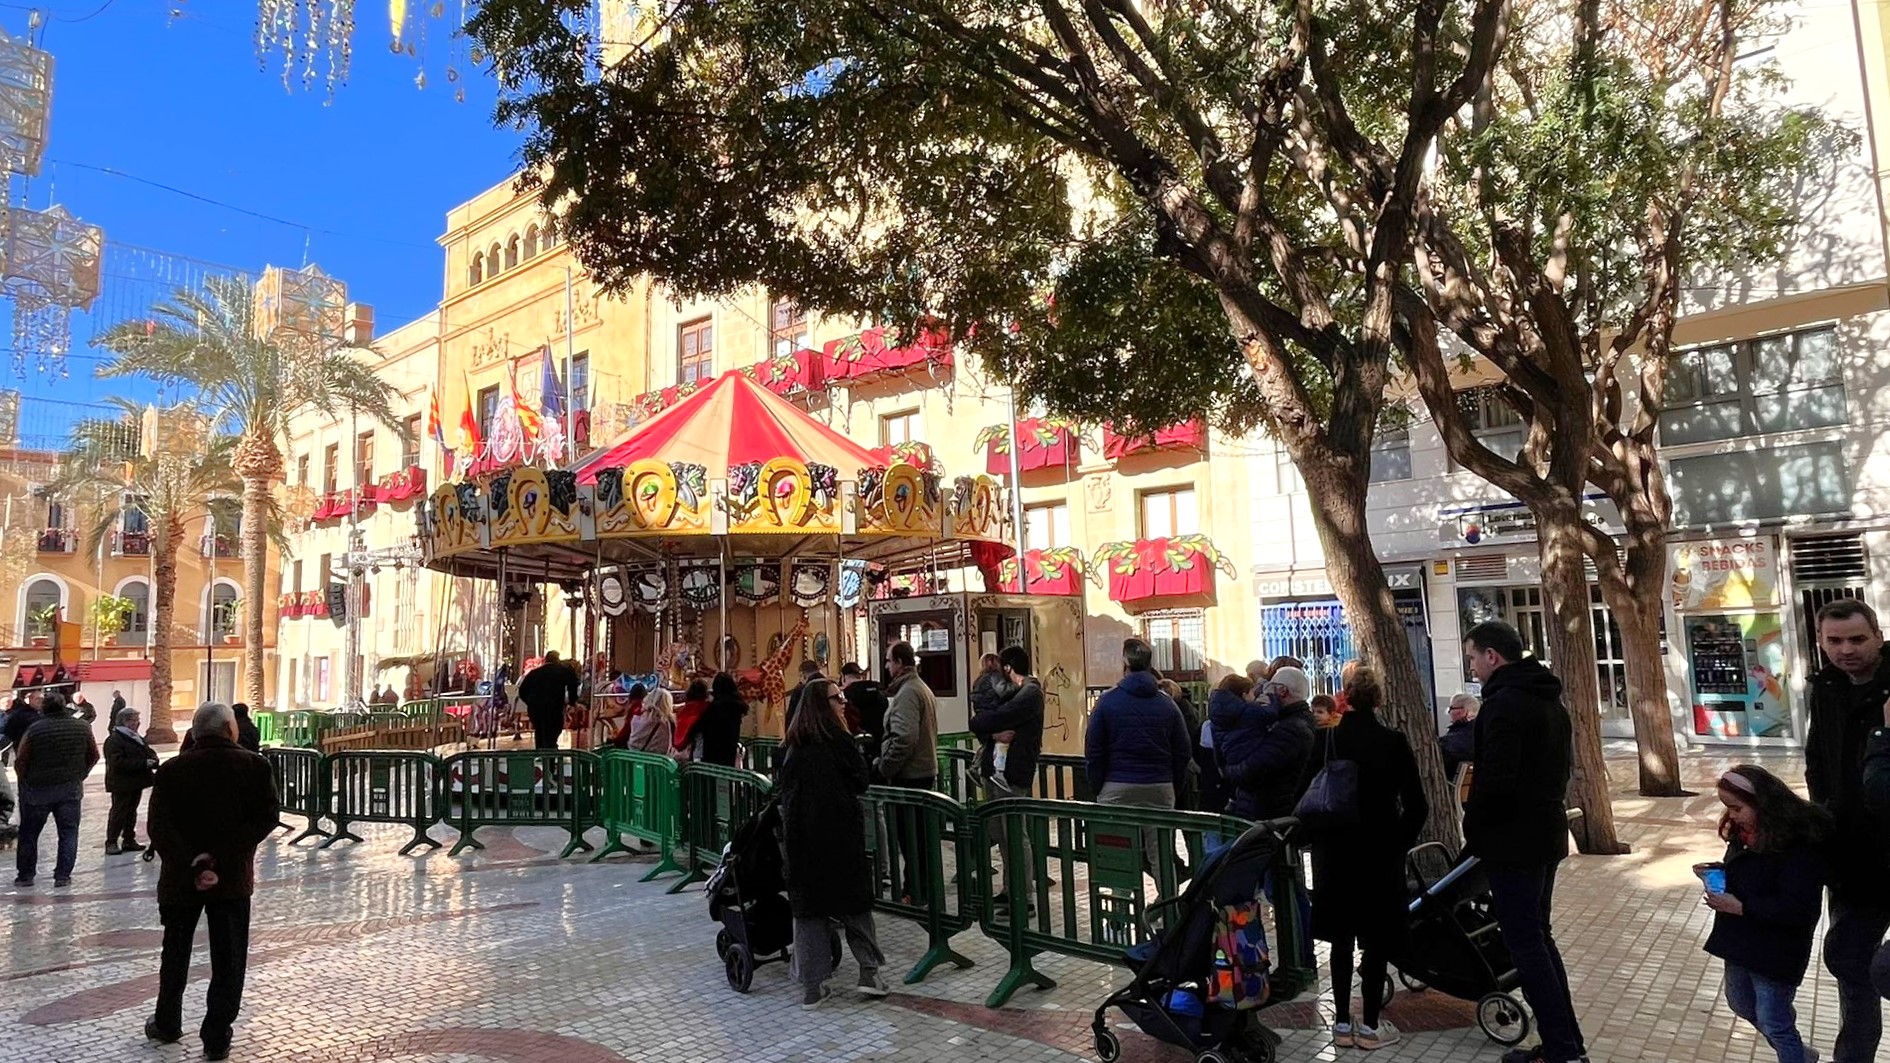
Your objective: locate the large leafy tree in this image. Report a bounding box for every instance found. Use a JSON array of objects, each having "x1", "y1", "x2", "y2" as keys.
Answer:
[
  {"x1": 469, "y1": 0, "x2": 1830, "y2": 846},
  {"x1": 1395, "y1": 0, "x2": 1837, "y2": 797},
  {"x1": 48, "y1": 400, "x2": 239, "y2": 742},
  {"x1": 93, "y1": 277, "x2": 405, "y2": 710}
]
